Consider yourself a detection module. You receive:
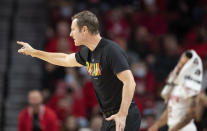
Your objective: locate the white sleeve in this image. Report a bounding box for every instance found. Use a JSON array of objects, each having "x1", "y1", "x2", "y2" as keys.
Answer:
[
  {"x1": 185, "y1": 78, "x2": 201, "y2": 91},
  {"x1": 183, "y1": 75, "x2": 202, "y2": 98},
  {"x1": 183, "y1": 87, "x2": 200, "y2": 99},
  {"x1": 184, "y1": 67, "x2": 202, "y2": 92}
]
